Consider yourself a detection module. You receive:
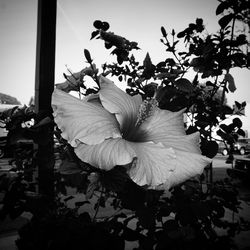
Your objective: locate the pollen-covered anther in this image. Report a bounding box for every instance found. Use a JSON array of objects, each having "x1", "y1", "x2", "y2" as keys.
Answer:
[{"x1": 136, "y1": 98, "x2": 158, "y2": 126}]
